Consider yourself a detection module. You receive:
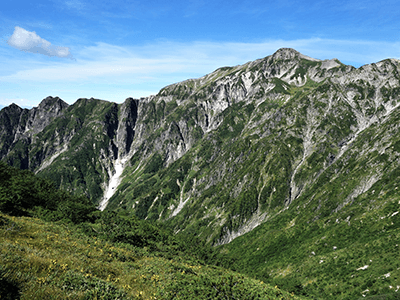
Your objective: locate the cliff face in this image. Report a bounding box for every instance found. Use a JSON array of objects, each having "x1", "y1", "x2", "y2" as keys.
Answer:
[
  {"x1": 0, "y1": 96, "x2": 139, "y2": 201},
  {"x1": 0, "y1": 97, "x2": 69, "y2": 169},
  {"x1": 2, "y1": 48, "x2": 400, "y2": 246}
]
